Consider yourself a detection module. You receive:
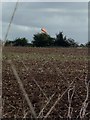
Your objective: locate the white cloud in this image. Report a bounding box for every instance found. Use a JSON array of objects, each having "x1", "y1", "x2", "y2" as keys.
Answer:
[
  {"x1": 2, "y1": 22, "x2": 41, "y2": 40},
  {"x1": 36, "y1": 8, "x2": 88, "y2": 14},
  {"x1": 14, "y1": 24, "x2": 41, "y2": 31}
]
